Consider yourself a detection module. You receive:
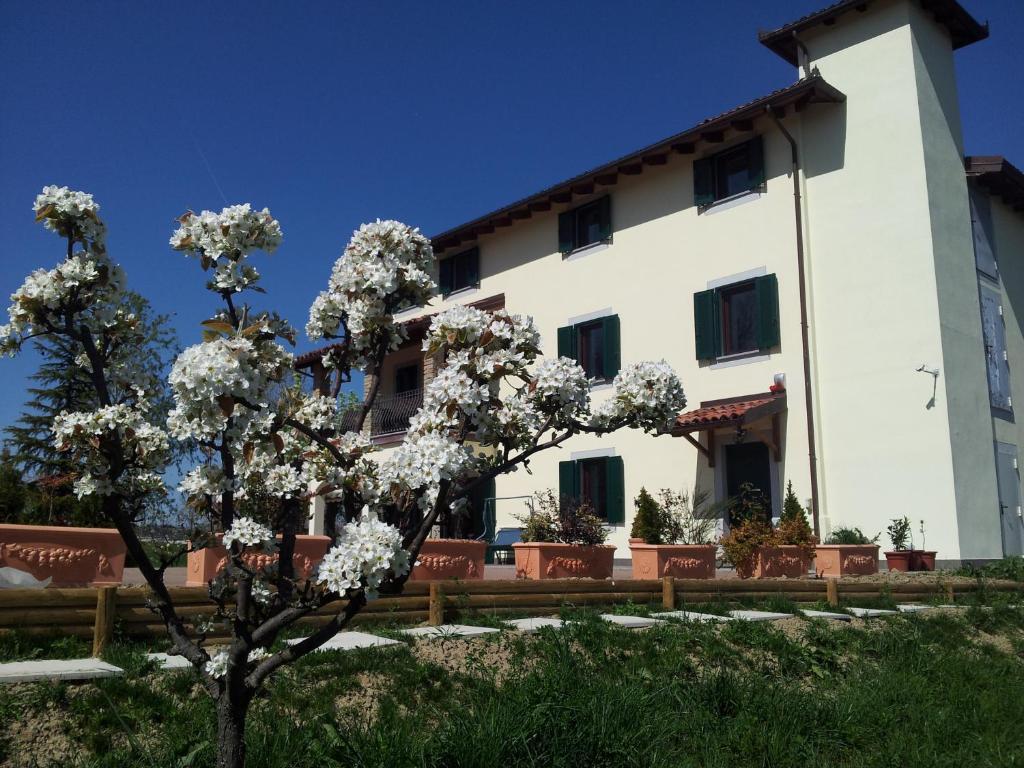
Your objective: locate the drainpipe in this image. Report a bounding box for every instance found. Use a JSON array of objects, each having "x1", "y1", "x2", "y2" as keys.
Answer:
[{"x1": 767, "y1": 105, "x2": 821, "y2": 538}]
